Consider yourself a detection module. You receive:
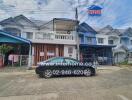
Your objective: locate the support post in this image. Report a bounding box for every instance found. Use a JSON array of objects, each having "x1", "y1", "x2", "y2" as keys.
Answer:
[
  {"x1": 20, "y1": 55, "x2": 22, "y2": 67},
  {"x1": 75, "y1": 7, "x2": 80, "y2": 61},
  {"x1": 28, "y1": 44, "x2": 32, "y2": 69}
]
